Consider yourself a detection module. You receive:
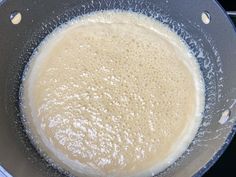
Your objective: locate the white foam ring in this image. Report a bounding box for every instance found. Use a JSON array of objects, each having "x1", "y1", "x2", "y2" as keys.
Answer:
[{"x1": 18, "y1": 0, "x2": 225, "y2": 176}]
